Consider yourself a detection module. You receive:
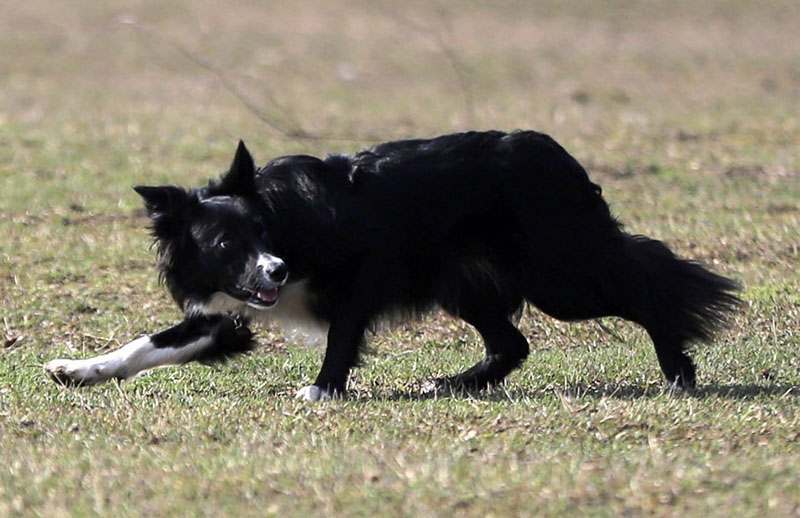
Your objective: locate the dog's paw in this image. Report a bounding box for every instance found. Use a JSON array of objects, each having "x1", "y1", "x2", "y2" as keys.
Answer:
[
  {"x1": 421, "y1": 376, "x2": 486, "y2": 396},
  {"x1": 44, "y1": 359, "x2": 102, "y2": 387},
  {"x1": 420, "y1": 378, "x2": 442, "y2": 394},
  {"x1": 421, "y1": 377, "x2": 463, "y2": 394},
  {"x1": 665, "y1": 379, "x2": 695, "y2": 395},
  {"x1": 294, "y1": 385, "x2": 341, "y2": 402}
]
